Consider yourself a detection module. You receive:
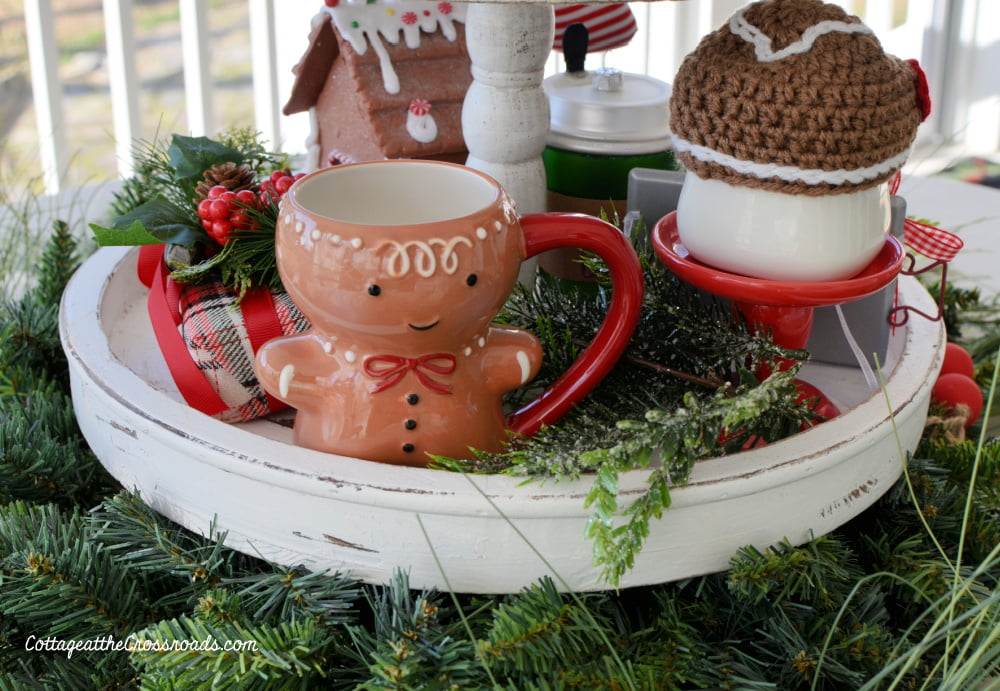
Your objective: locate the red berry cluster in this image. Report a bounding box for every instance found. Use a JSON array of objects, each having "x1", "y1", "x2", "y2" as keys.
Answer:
[
  {"x1": 197, "y1": 187, "x2": 260, "y2": 244},
  {"x1": 259, "y1": 170, "x2": 304, "y2": 206},
  {"x1": 195, "y1": 170, "x2": 304, "y2": 245}
]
